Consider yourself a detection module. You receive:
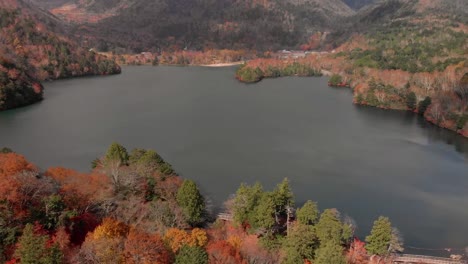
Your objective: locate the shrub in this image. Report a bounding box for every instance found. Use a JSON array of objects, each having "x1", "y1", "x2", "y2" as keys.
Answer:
[
  {"x1": 418, "y1": 97, "x2": 432, "y2": 115},
  {"x1": 406, "y1": 92, "x2": 417, "y2": 110},
  {"x1": 329, "y1": 74, "x2": 343, "y2": 86}
]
